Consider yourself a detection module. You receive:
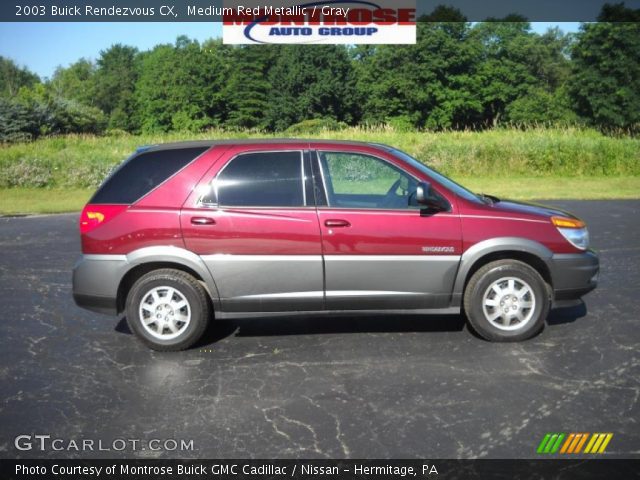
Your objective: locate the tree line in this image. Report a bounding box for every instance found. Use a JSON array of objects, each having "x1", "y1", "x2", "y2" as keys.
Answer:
[{"x1": 0, "y1": 4, "x2": 638, "y2": 142}]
